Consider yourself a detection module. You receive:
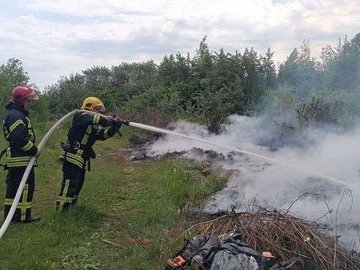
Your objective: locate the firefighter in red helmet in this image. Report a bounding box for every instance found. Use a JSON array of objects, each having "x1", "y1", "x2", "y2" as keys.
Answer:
[
  {"x1": 2, "y1": 85, "x2": 40, "y2": 223},
  {"x1": 56, "y1": 97, "x2": 128, "y2": 212}
]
